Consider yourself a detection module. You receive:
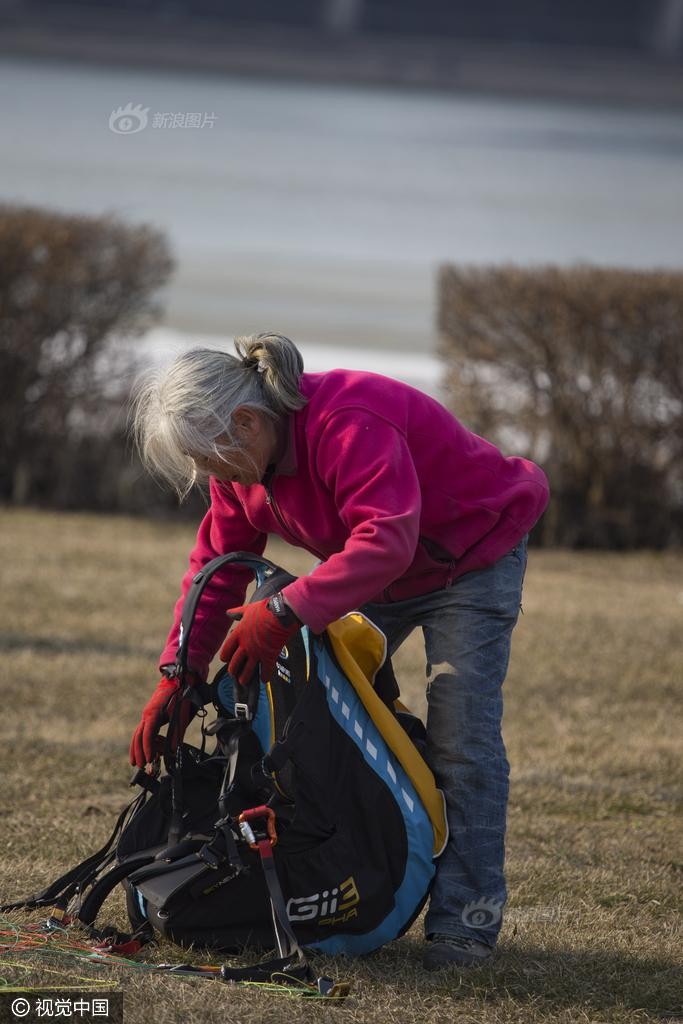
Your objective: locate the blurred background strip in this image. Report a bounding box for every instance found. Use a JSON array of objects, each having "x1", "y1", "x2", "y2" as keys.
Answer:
[
  {"x1": 1, "y1": 0, "x2": 683, "y2": 102},
  {"x1": 1, "y1": 1, "x2": 682, "y2": 529}
]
